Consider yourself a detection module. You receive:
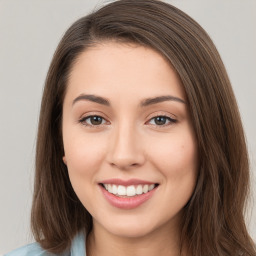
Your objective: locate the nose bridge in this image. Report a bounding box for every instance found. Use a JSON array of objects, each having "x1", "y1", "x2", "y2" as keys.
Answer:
[{"x1": 107, "y1": 119, "x2": 144, "y2": 169}]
